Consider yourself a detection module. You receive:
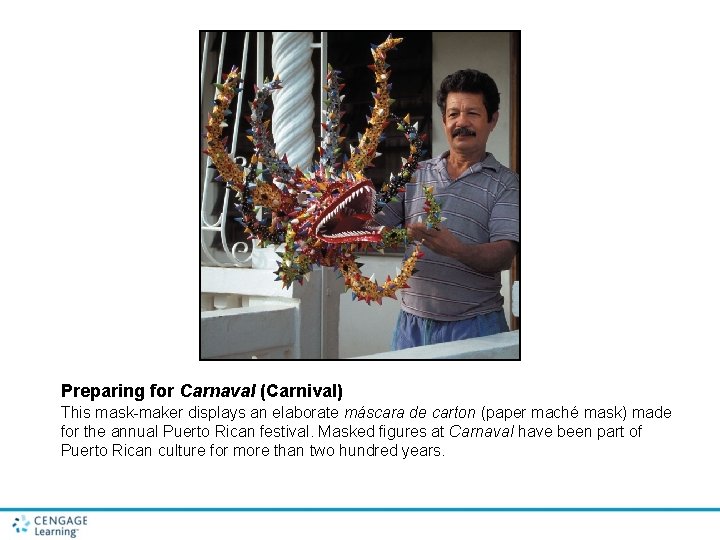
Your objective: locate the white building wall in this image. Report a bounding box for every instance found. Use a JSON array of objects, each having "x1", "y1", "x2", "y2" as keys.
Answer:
[
  {"x1": 338, "y1": 32, "x2": 515, "y2": 358},
  {"x1": 338, "y1": 255, "x2": 403, "y2": 358}
]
